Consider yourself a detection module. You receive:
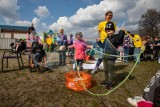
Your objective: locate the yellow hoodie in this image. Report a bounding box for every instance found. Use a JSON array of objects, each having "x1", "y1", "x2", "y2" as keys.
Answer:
[{"x1": 133, "y1": 34, "x2": 142, "y2": 48}]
